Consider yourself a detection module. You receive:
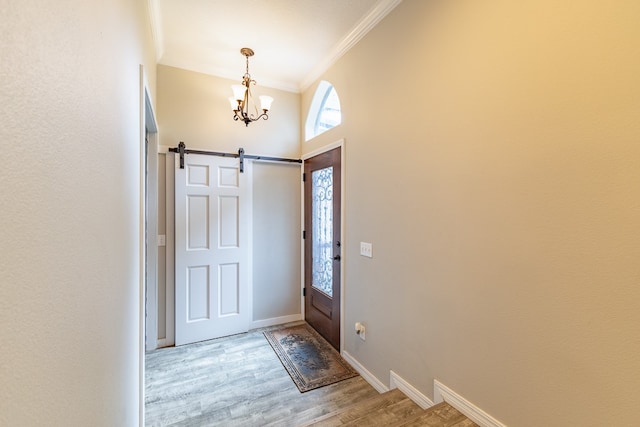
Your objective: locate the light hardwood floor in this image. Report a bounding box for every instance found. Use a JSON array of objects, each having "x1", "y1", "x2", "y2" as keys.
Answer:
[{"x1": 145, "y1": 323, "x2": 476, "y2": 426}]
